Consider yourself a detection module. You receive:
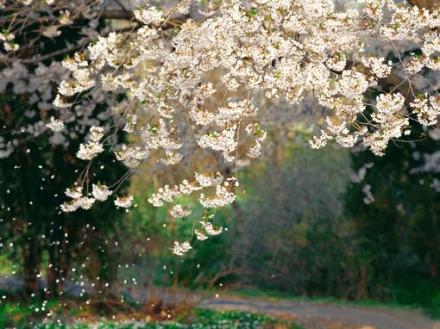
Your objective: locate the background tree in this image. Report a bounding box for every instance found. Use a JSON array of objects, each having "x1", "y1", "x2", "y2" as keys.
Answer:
[
  {"x1": 0, "y1": 0, "x2": 128, "y2": 298},
  {"x1": 346, "y1": 126, "x2": 440, "y2": 302}
]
